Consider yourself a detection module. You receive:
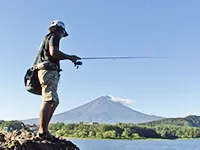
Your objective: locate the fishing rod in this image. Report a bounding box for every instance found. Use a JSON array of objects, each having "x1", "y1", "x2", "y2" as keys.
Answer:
[
  {"x1": 74, "y1": 56, "x2": 169, "y2": 68},
  {"x1": 81, "y1": 56, "x2": 168, "y2": 60}
]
